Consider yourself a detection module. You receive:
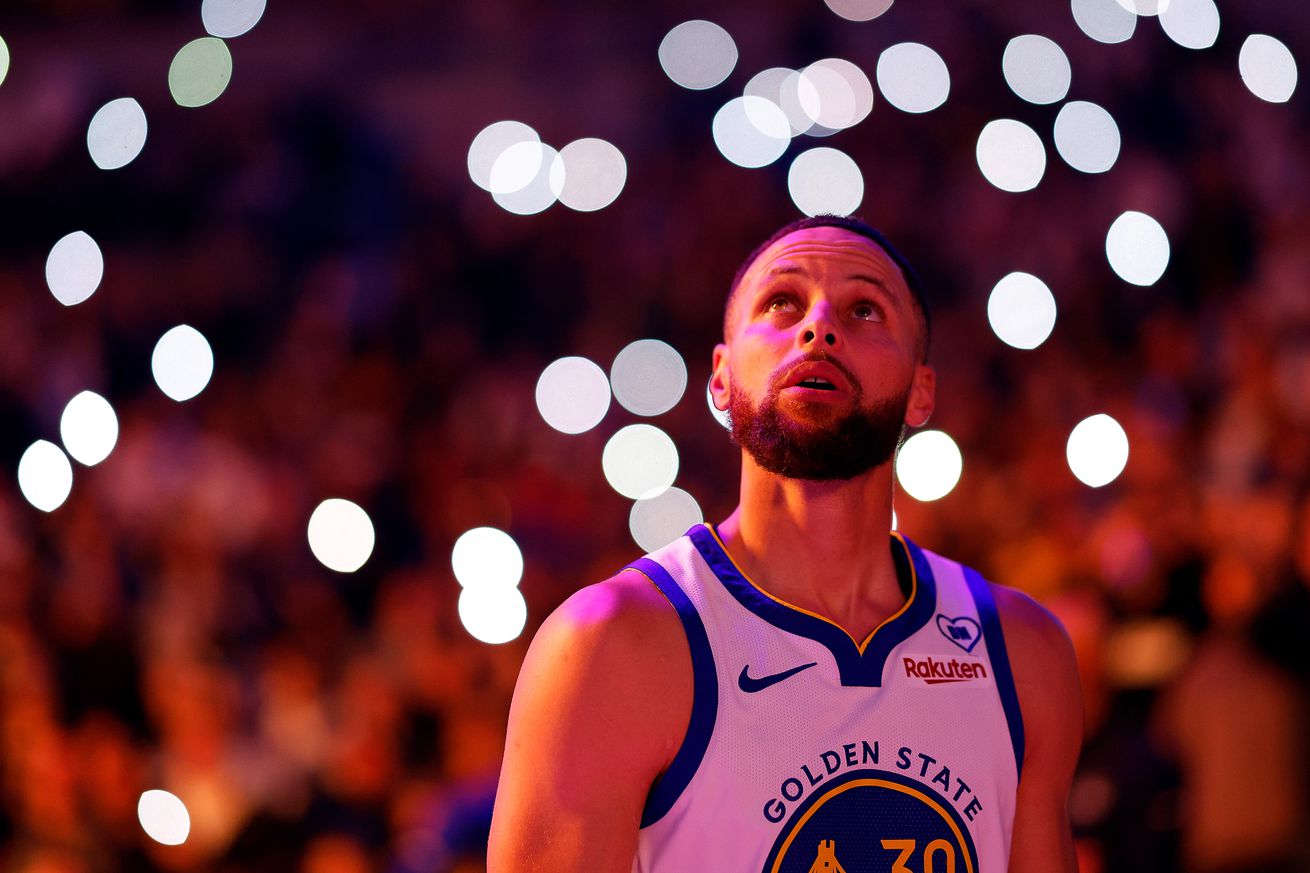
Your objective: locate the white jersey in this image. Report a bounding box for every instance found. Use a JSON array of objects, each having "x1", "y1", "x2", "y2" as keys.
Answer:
[{"x1": 627, "y1": 523, "x2": 1024, "y2": 873}]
